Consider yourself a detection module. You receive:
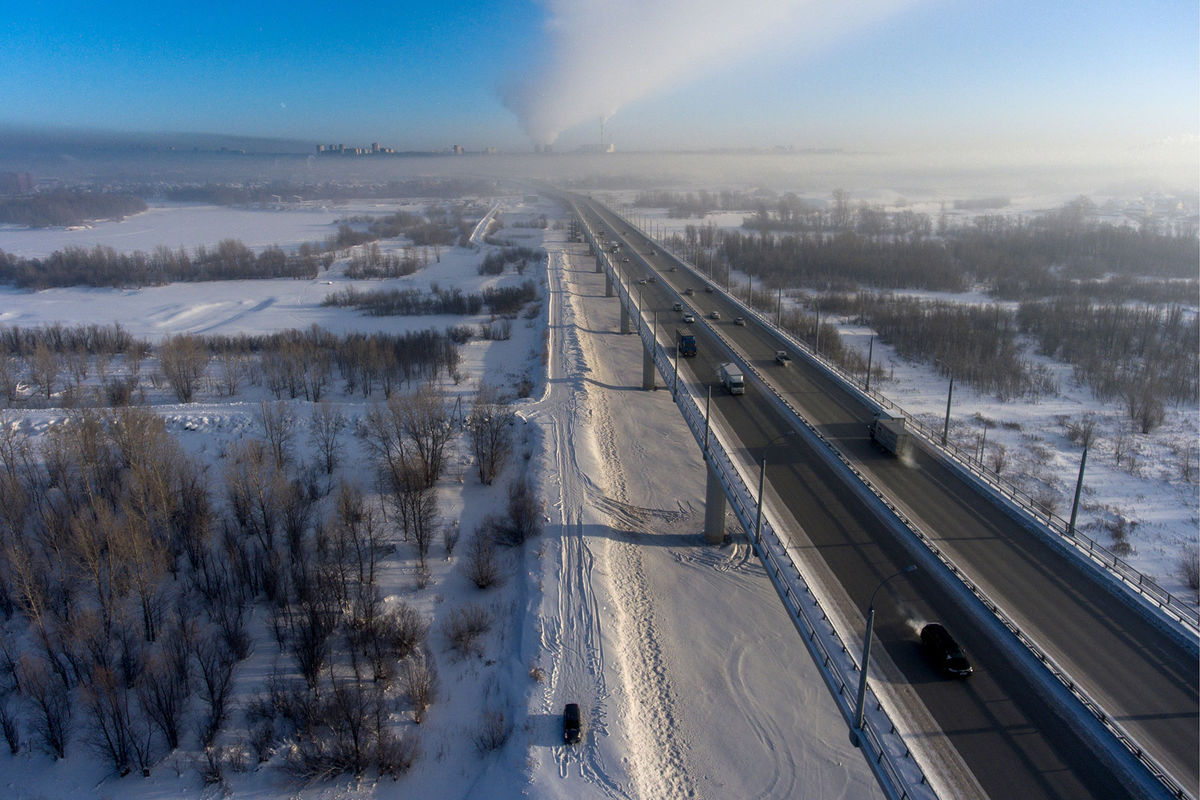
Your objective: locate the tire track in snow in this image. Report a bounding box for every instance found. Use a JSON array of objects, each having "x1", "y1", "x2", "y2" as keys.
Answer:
[
  {"x1": 541, "y1": 248, "x2": 630, "y2": 799},
  {"x1": 569, "y1": 268, "x2": 698, "y2": 800}
]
